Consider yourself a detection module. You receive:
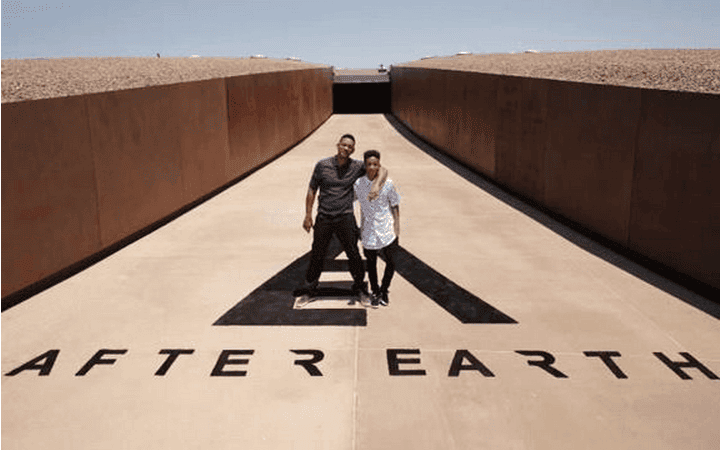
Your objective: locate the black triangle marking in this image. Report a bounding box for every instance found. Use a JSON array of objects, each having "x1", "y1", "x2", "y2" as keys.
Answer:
[{"x1": 214, "y1": 237, "x2": 516, "y2": 326}]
